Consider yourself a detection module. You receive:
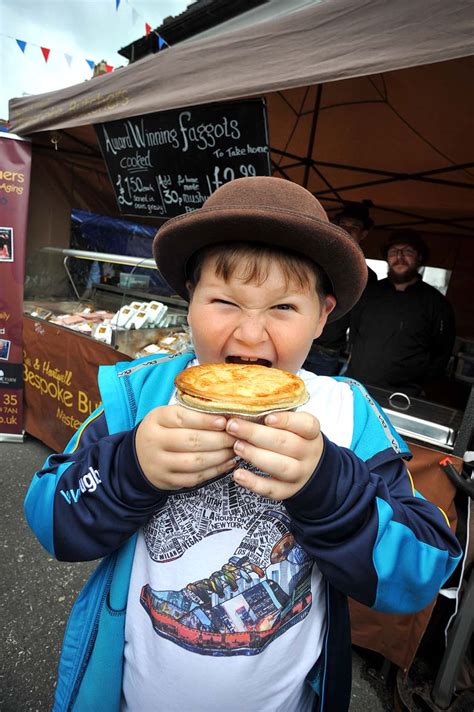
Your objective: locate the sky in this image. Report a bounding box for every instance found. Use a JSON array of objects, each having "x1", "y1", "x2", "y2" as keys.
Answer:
[{"x1": 0, "y1": 0, "x2": 190, "y2": 120}]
